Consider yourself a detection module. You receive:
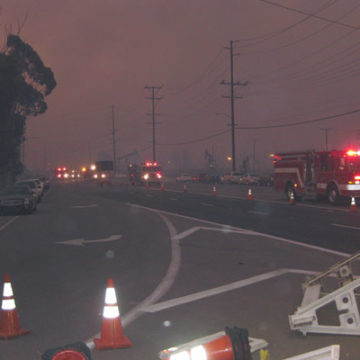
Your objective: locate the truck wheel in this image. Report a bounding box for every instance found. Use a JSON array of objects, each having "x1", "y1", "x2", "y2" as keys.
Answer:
[{"x1": 327, "y1": 184, "x2": 339, "y2": 204}]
